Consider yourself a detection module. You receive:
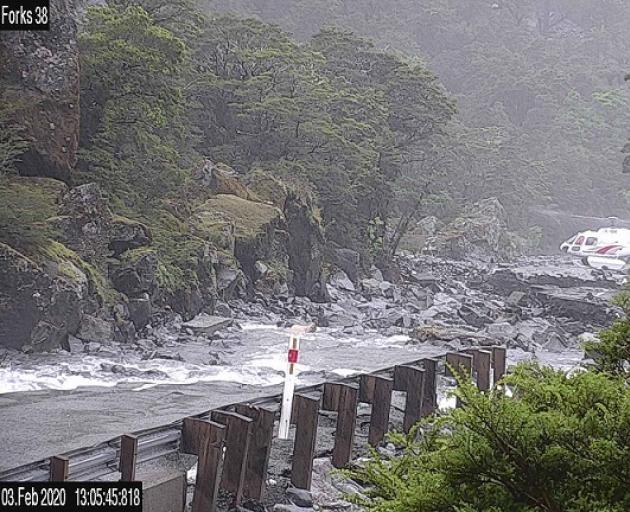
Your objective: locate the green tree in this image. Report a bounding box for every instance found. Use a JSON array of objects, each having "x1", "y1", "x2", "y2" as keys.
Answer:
[
  {"x1": 78, "y1": 4, "x2": 192, "y2": 209},
  {"x1": 205, "y1": 0, "x2": 630, "y2": 225},
  {"x1": 349, "y1": 364, "x2": 630, "y2": 512}
]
